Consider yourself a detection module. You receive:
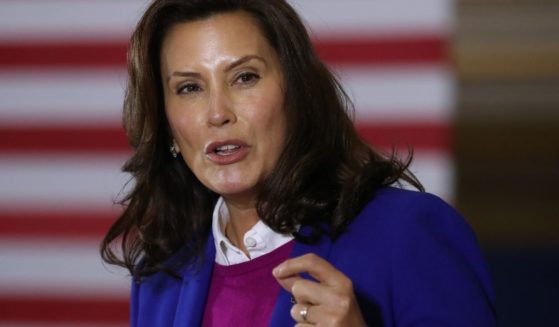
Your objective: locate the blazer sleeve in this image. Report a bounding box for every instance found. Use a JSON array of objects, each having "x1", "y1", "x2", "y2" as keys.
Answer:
[
  {"x1": 130, "y1": 277, "x2": 139, "y2": 327},
  {"x1": 388, "y1": 192, "x2": 496, "y2": 326}
]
